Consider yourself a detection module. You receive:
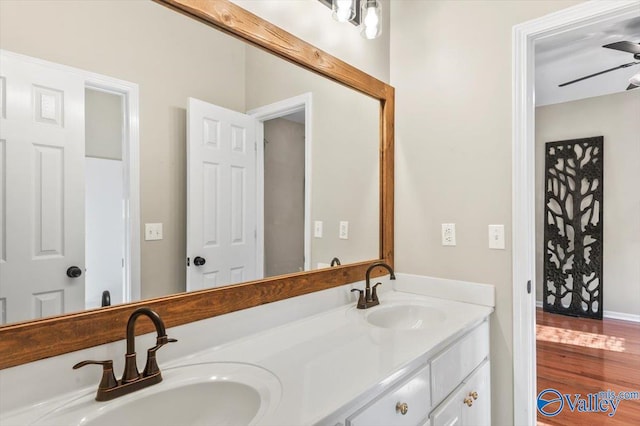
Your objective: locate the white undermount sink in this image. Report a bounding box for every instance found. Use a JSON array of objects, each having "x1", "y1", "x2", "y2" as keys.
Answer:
[
  {"x1": 31, "y1": 362, "x2": 281, "y2": 426},
  {"x1": 365, "y1": 304, "x2": 447, "y2": 330}
]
